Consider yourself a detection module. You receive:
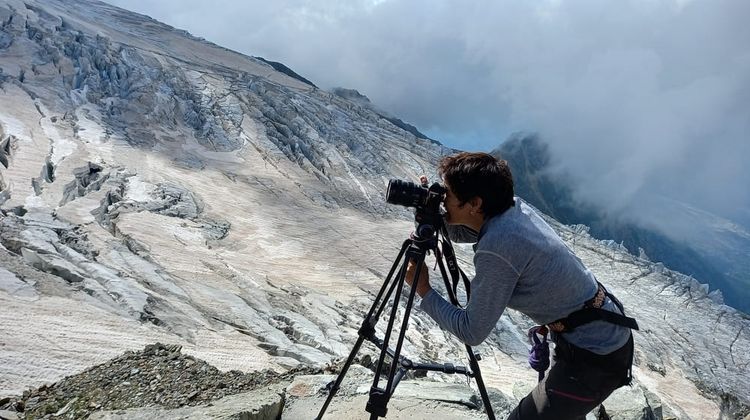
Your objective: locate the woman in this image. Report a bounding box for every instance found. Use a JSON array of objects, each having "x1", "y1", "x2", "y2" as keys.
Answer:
[{"x1": 406, "y1": 152, "x2": 637, "y2": 420}]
